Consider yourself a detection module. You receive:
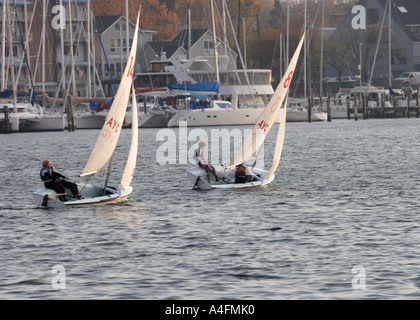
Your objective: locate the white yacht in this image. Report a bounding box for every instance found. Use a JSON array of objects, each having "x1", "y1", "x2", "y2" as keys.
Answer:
[
  {"x1": 1, "y1": 102, "x2": 65, "y2": 132},
  {"x1": 135, "y1": 55, "x2": 275, "y2": 127}
]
